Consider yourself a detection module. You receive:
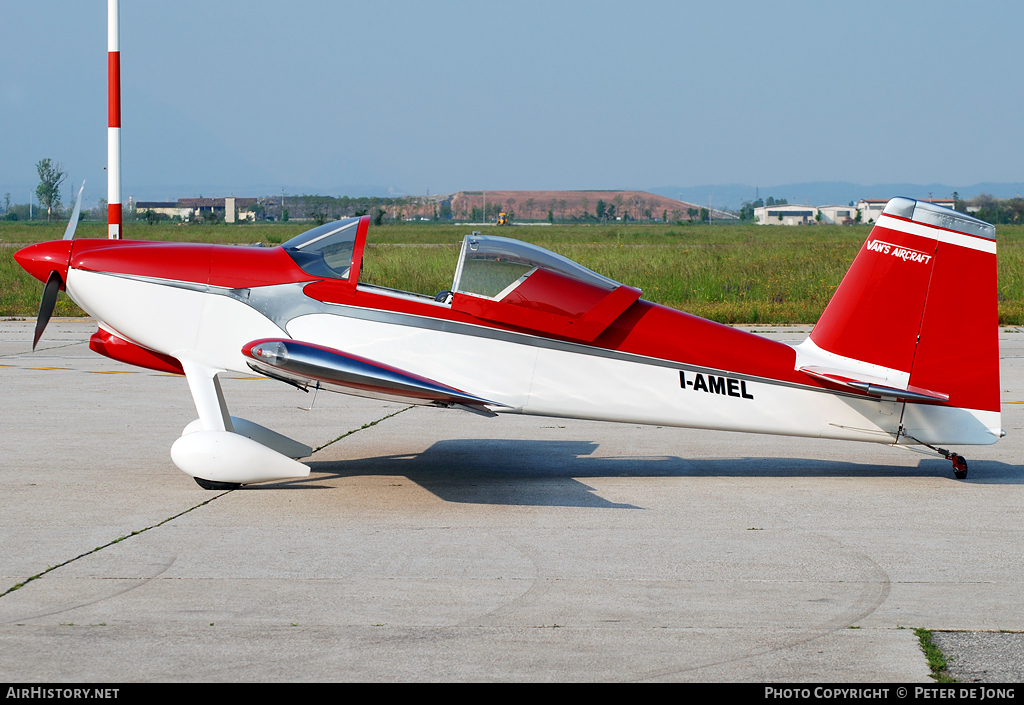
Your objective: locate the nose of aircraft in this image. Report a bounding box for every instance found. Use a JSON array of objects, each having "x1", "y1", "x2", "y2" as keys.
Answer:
[{"x1": 14, "y1": 241, "x2": 74, "y2": 284}]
